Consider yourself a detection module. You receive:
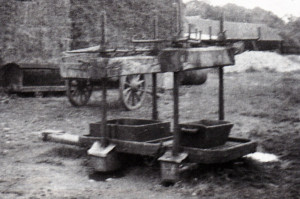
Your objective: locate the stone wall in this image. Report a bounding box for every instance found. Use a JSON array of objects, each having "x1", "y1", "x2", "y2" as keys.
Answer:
[
  {"x1": 0, "y1": 0, "x2": 71, "y2": 65},
  {"x1": 69, "y1": 0, "x2": 176, "y2": 49},
  {"x1": 1, "y1": 0, "x2": 176, "y2": 65}
]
